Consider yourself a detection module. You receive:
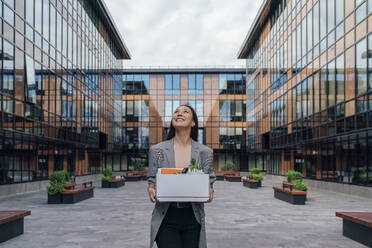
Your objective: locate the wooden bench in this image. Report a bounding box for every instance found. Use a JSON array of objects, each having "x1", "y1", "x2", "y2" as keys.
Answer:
[
  {"x1": 224, "y1": 172, "x2": 242, "y2": 182},
  {"x1": 336, "y1": 212, "x2": 372, "y2": 247},
  {"x1": 60, "y1": 181, "x2": 95, "y2": 204},
  {"x1": 273, "y1": 182, "x2": 307, "y2": 205},
  {"x1": 125, "y1": 171, "x2": 147, "y2": 181},
  {"x1": 102, "y1": 175, "x2": 125, "y2": 188},
  {"x1": 215, "y1": 171, "x2": 229, "y2": 181},
  {"x1": 0, "y1": 210, "x2": 31, "y2": 243},
  {"x1": 242, "y1": 178, "x2": 261, "y2": 188},
  {"x1": 64, "y1": 182, "x2": 76, "y2": 189}
]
